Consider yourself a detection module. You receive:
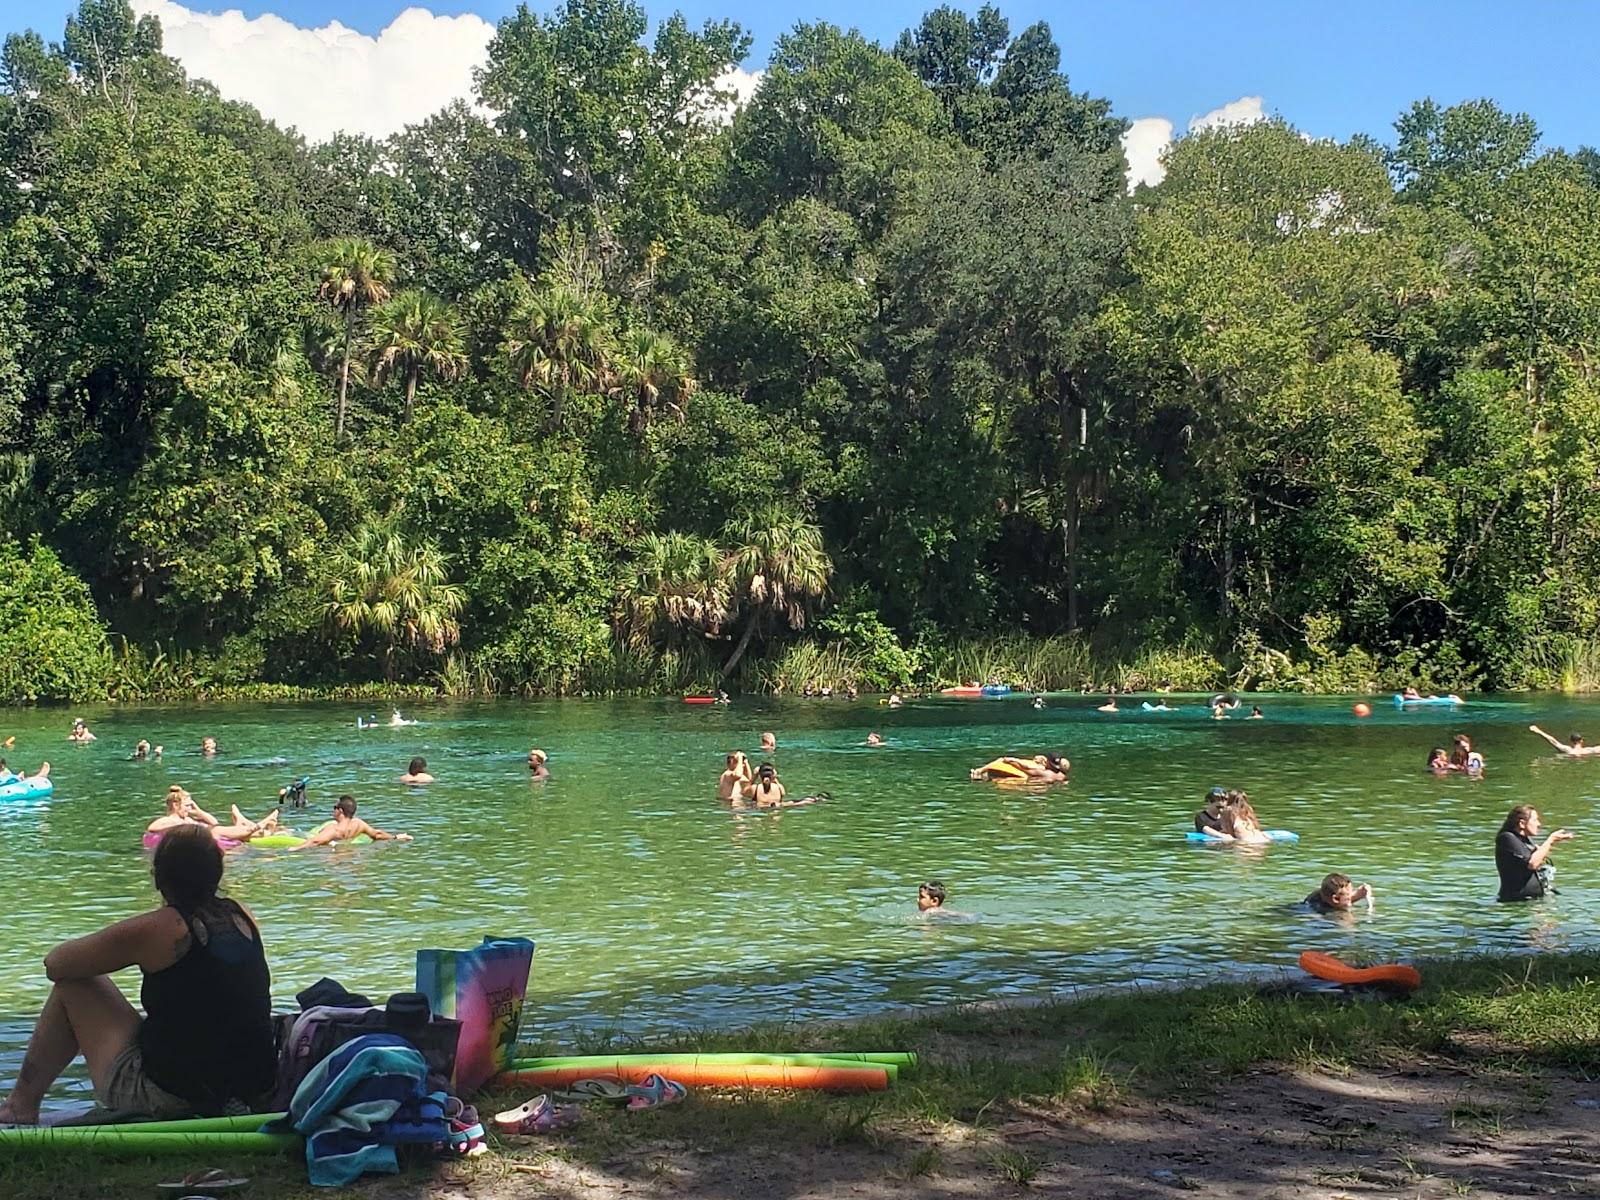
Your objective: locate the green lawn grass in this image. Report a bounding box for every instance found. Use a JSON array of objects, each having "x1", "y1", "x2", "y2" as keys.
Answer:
[{"x1": 5, "y1": 951, "x2": 1597, "y2": 1200}]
